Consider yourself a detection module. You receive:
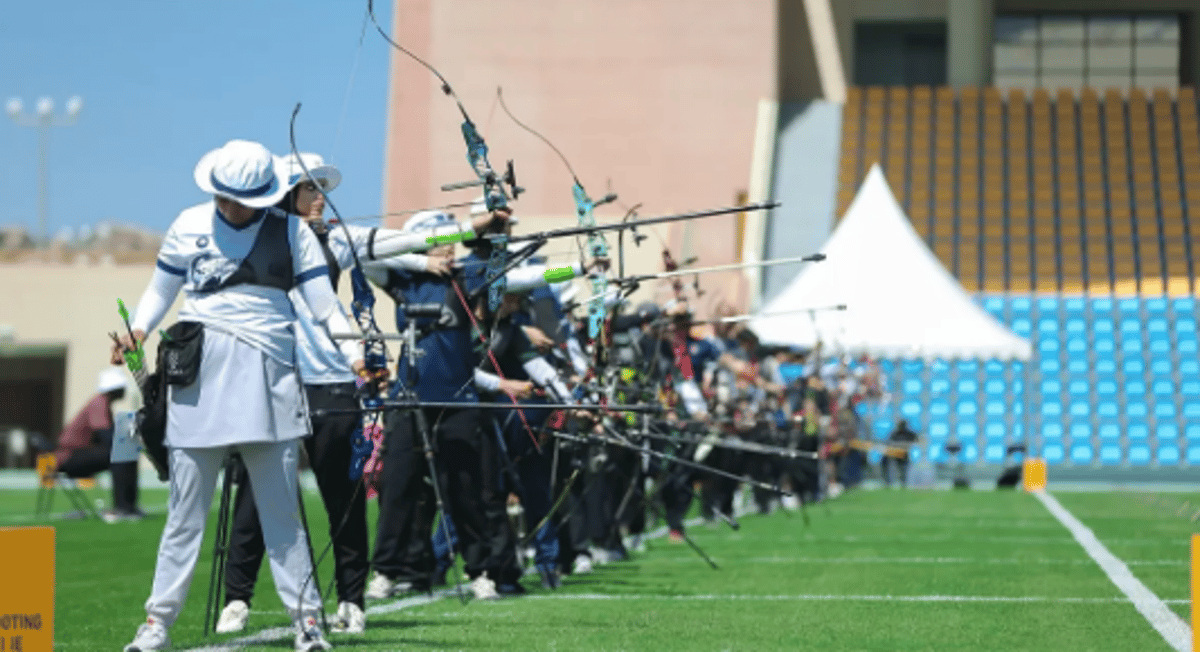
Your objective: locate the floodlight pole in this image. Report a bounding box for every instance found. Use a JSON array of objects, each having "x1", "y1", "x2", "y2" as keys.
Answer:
[{"x1": 6, "y1": 96, "x2": 83, "y2": 248}]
